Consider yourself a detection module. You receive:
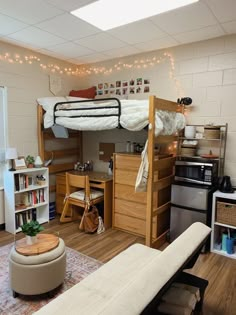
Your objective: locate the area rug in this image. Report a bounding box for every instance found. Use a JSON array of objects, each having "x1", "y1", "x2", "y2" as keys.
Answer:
[{"x1": 0, "y1": 243, "x2": 103, "y2": 315}]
